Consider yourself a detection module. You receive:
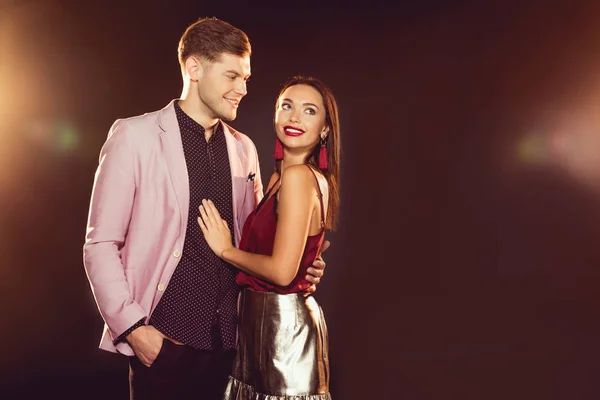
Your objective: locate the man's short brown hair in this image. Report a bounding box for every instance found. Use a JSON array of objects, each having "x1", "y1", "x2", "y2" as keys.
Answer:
[{"x1": 178, "y1": 17, "x2": 251, "y2": 67}]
